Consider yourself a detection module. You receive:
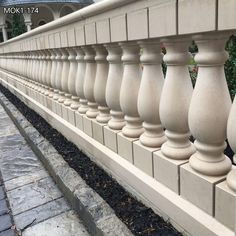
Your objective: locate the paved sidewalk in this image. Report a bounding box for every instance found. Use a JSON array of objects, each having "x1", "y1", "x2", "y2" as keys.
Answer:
[{"x1": 0, "y1": 105, "x2": 90, "y2": 236}]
